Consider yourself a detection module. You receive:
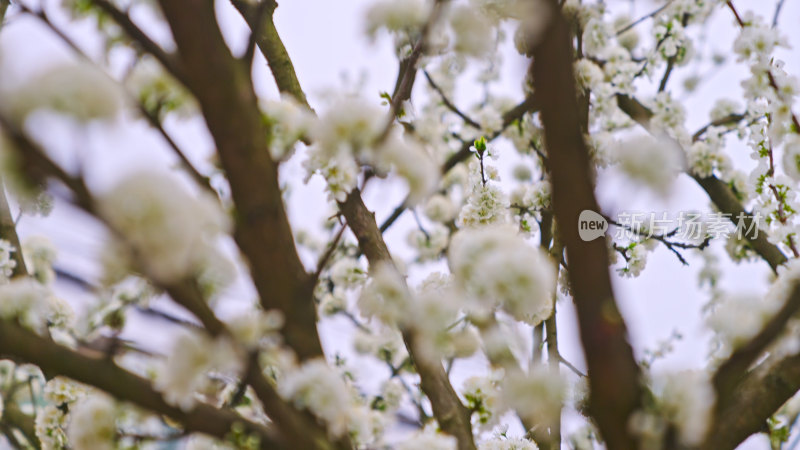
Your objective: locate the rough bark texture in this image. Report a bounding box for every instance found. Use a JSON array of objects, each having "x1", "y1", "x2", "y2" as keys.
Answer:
[
  {"x1": 157, "y1": 0, "x2": 322, "y2": 361},
  {"x1": 531, "y1": 4, "x2": 642, "y2": 449},
  {"x1": 704, "y1": 354, "x2": 800, "y2": 449},
  {"x1": 230, "y1": 0, "x2": 311, "y2": 109}
]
